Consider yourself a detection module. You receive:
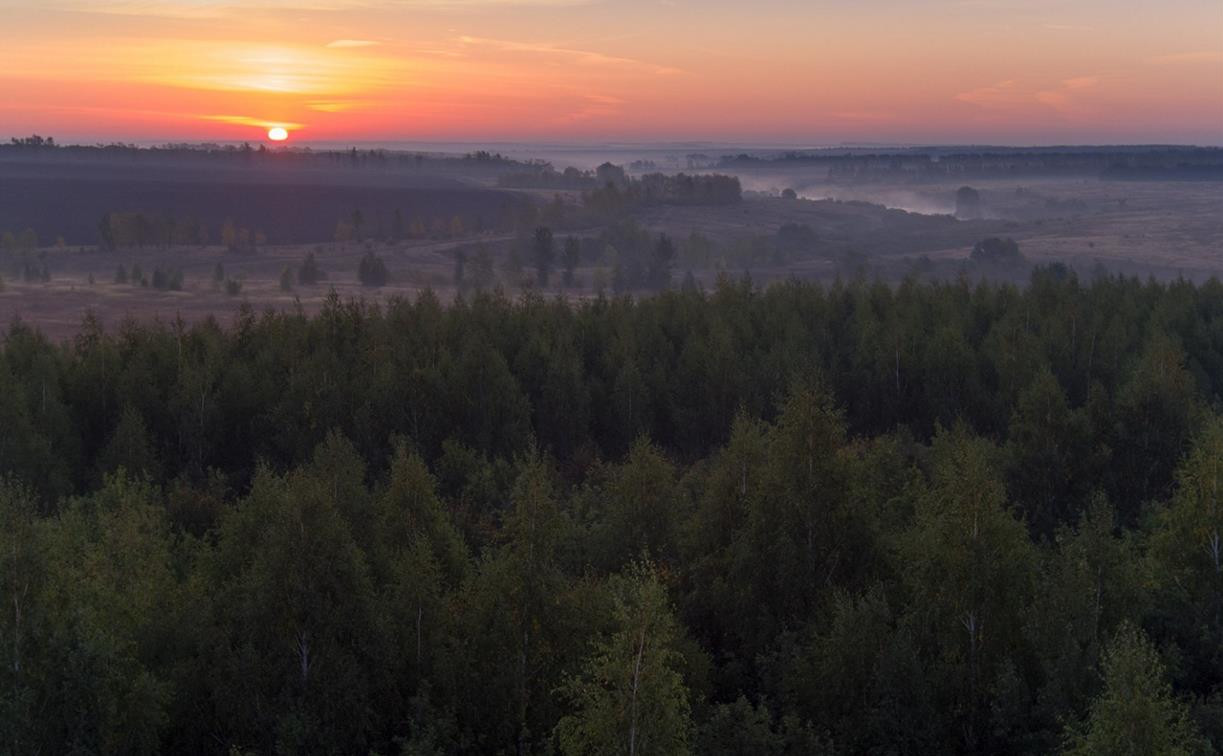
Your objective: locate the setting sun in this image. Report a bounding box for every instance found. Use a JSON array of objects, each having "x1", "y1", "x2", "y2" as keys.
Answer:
[{"x1": 267, "y1": 127, "x2": 289, "y2": 142}]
